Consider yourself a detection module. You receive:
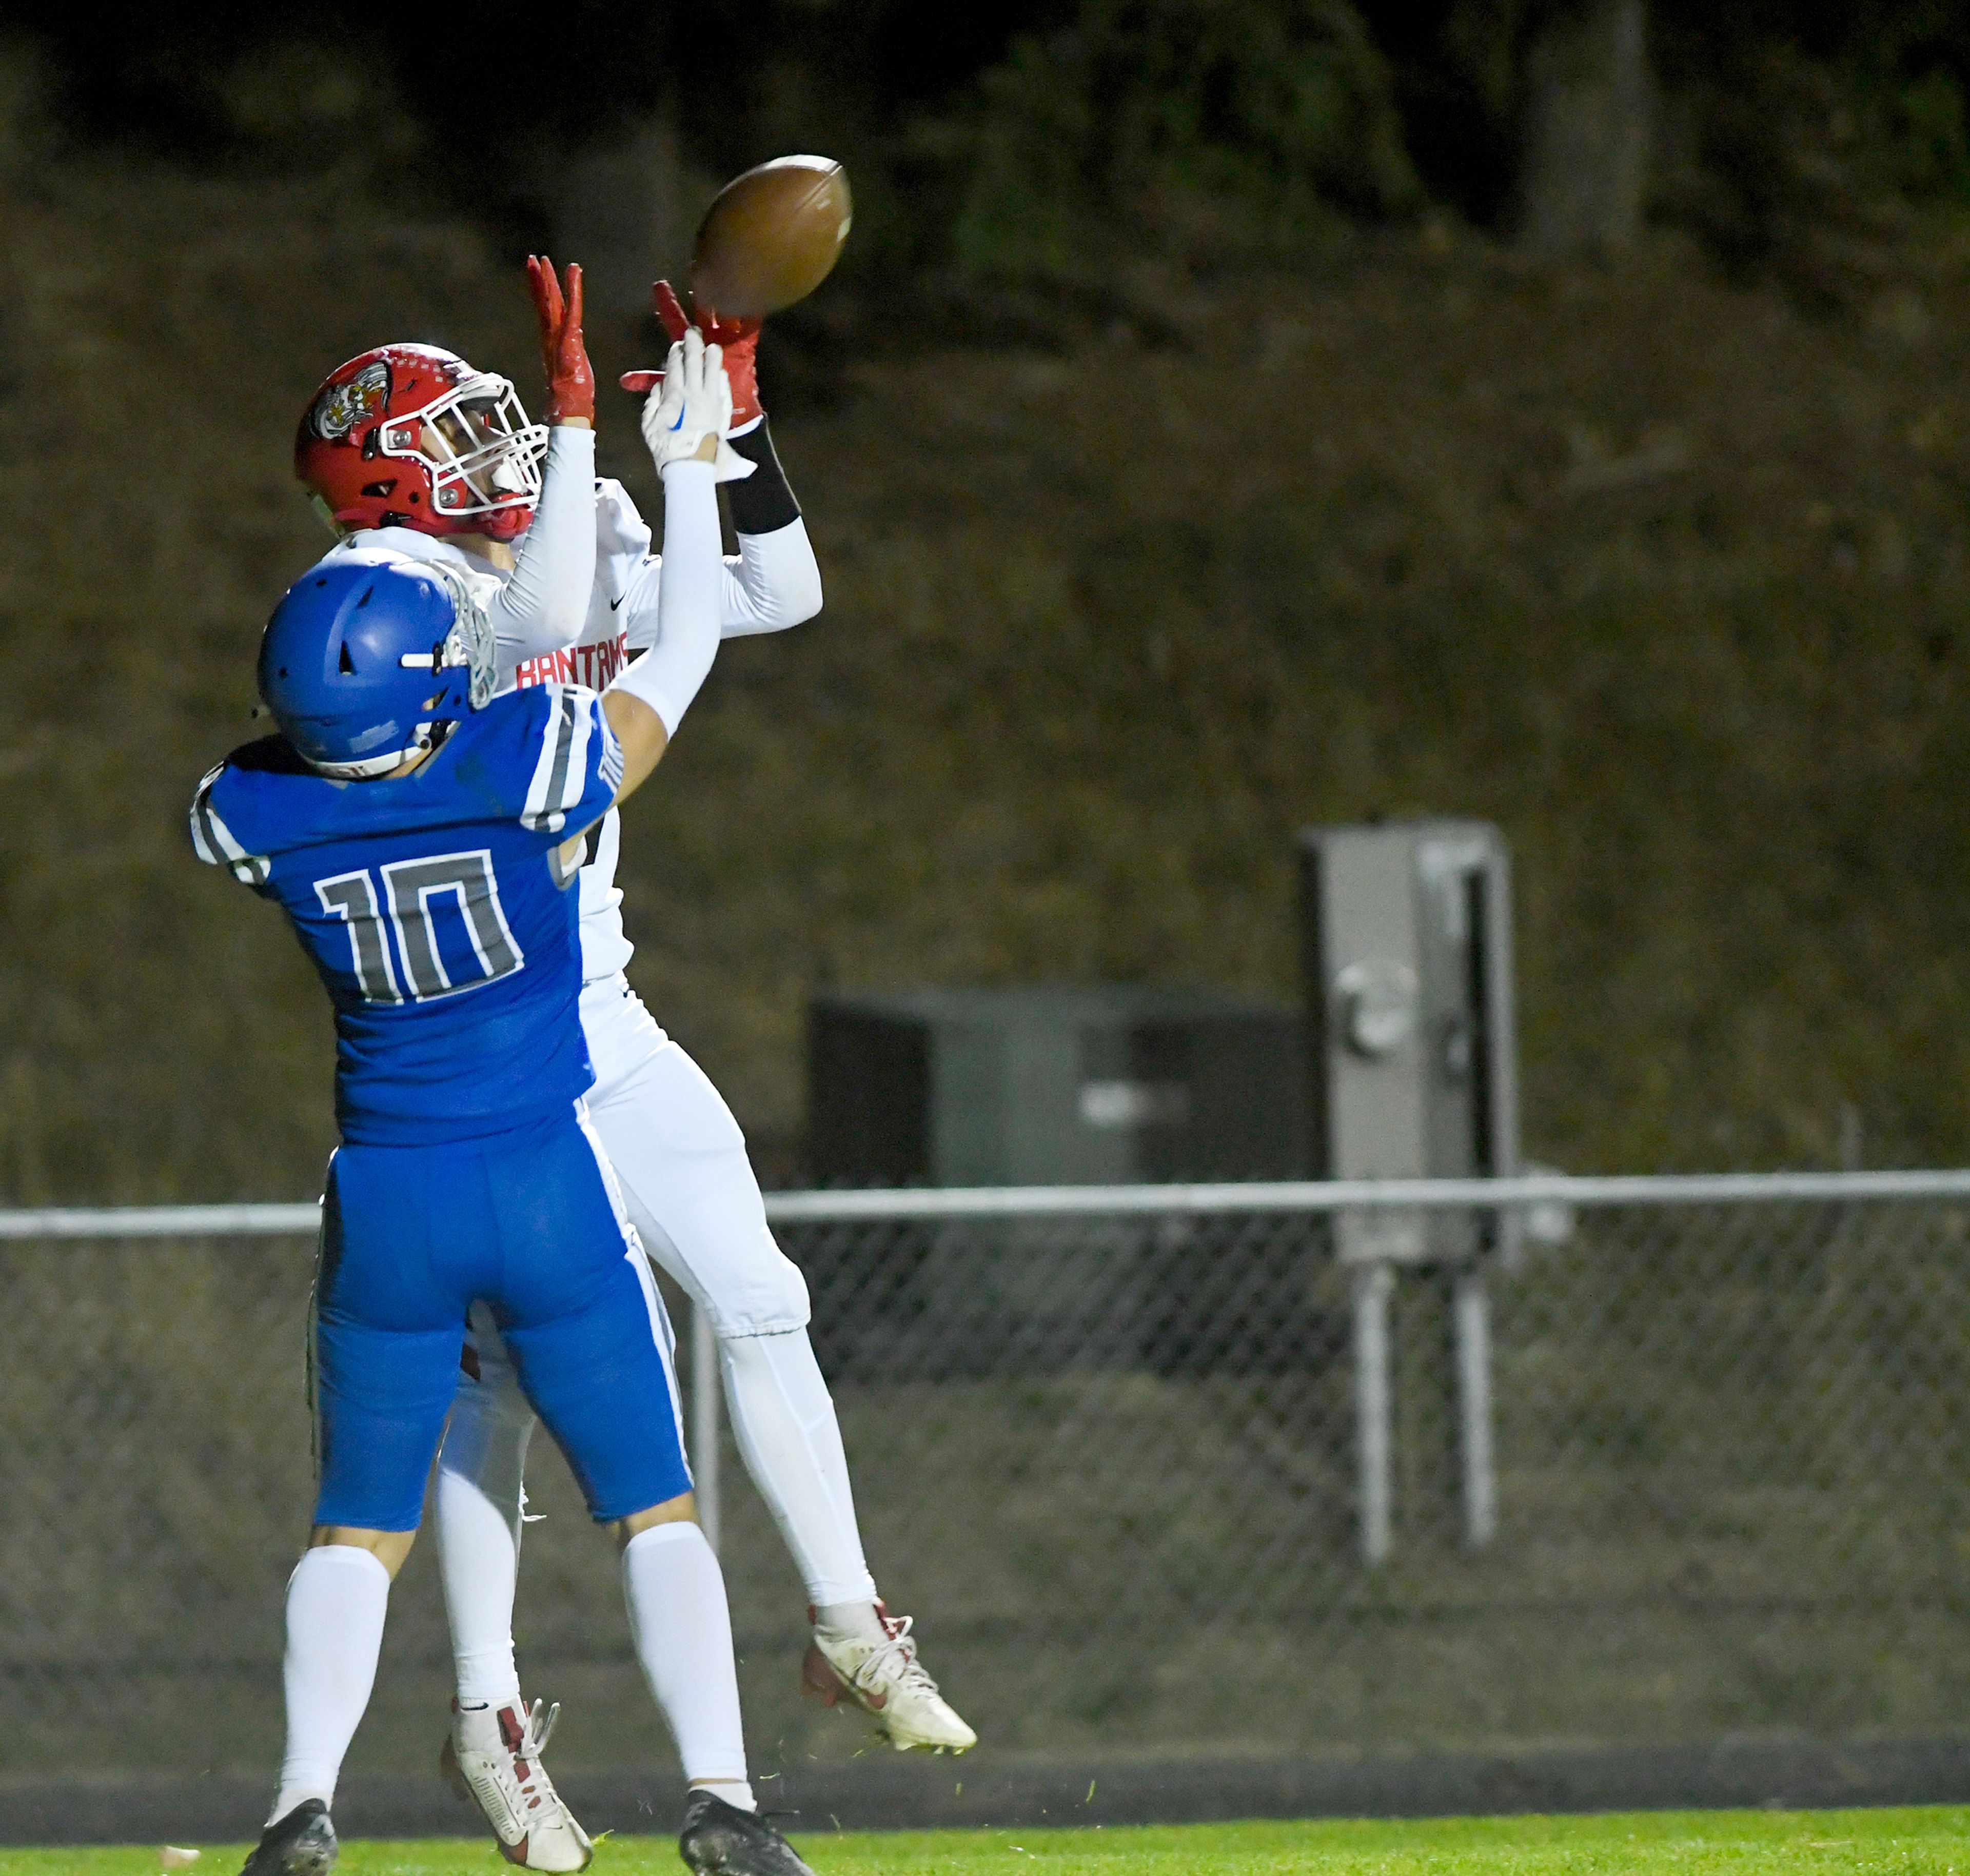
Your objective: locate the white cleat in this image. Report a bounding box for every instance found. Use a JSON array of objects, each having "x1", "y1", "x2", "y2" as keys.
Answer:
[
  {"x1": 801, "y1": 1603, "x2": 977, "y2": 1753},
  {"x1": 440, "y1": 1695, "x2": 594, "y2": 1871}
]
